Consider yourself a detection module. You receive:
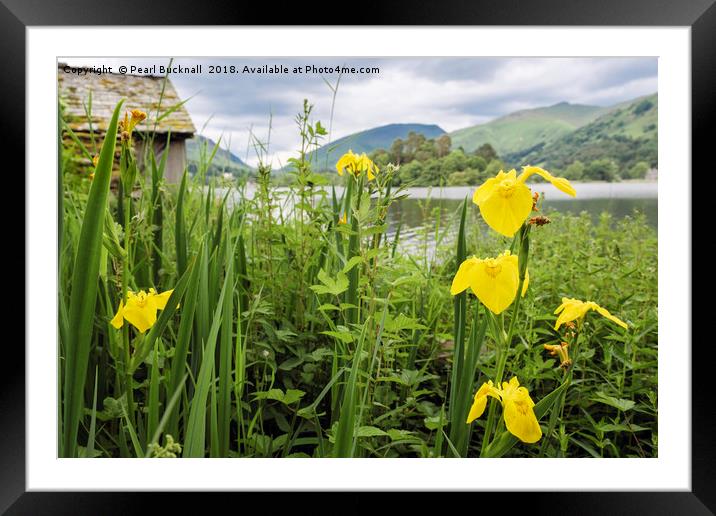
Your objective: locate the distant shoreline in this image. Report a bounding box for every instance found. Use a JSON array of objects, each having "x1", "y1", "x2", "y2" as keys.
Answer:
[
  {"x1": 388, "y1": 182, "x2": 658, "y2": 200},
  {"x1": 229, "y1": 180, "x2": 658, "y2": 201}
]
